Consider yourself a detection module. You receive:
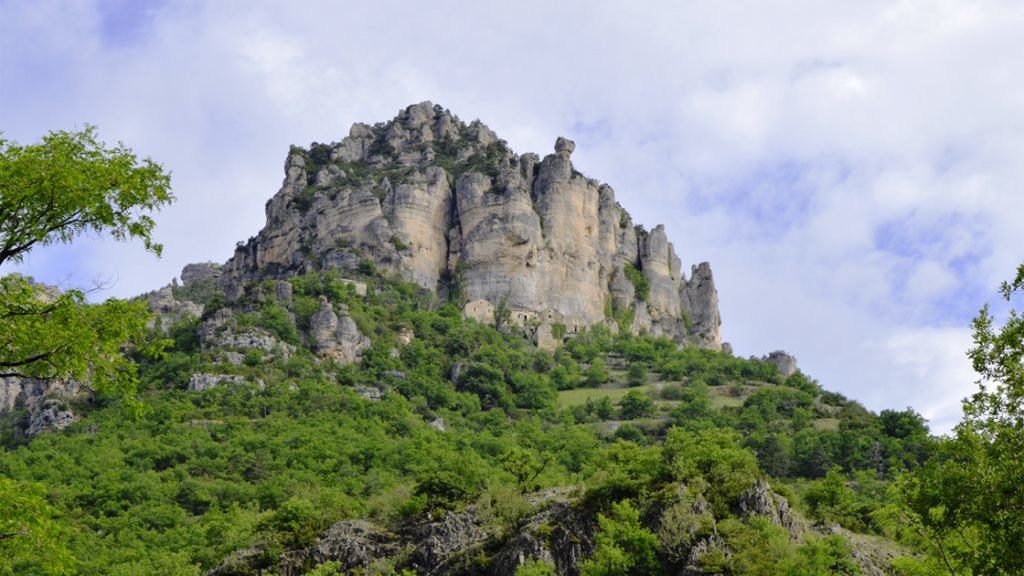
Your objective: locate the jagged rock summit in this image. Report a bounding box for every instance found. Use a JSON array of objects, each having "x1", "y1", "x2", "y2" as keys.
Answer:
[{"x1": 222, "y1": 102, "x2": 721, "y2": 349}]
